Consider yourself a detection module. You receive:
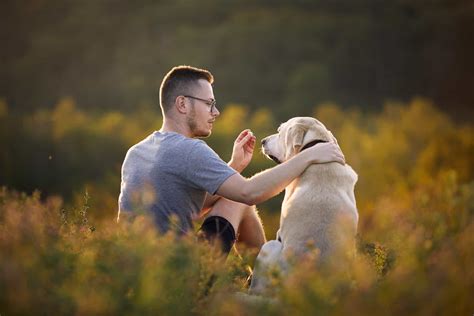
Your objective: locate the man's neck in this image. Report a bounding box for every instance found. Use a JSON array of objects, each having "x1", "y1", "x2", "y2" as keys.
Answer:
[{"x1": 160, "y1": 117, "x2": 193, "y2": 138}]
